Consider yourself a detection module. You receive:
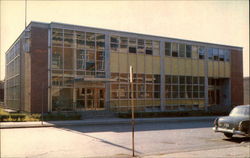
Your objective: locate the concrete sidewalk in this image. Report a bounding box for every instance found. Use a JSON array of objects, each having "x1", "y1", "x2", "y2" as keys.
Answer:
[
  {"x1": 0, "y1": 116, "x2": 217, "y2": 129},
  {"x1": 143, "y1": 143, "x2": 250, "y2": 158}
]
